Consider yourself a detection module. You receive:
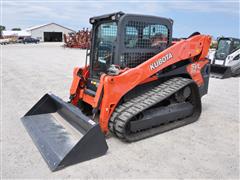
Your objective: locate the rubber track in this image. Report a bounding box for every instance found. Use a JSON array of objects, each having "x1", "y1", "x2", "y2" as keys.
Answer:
[{"x1": 109, "y1": 77, "x2": 197, "y2": 142}]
